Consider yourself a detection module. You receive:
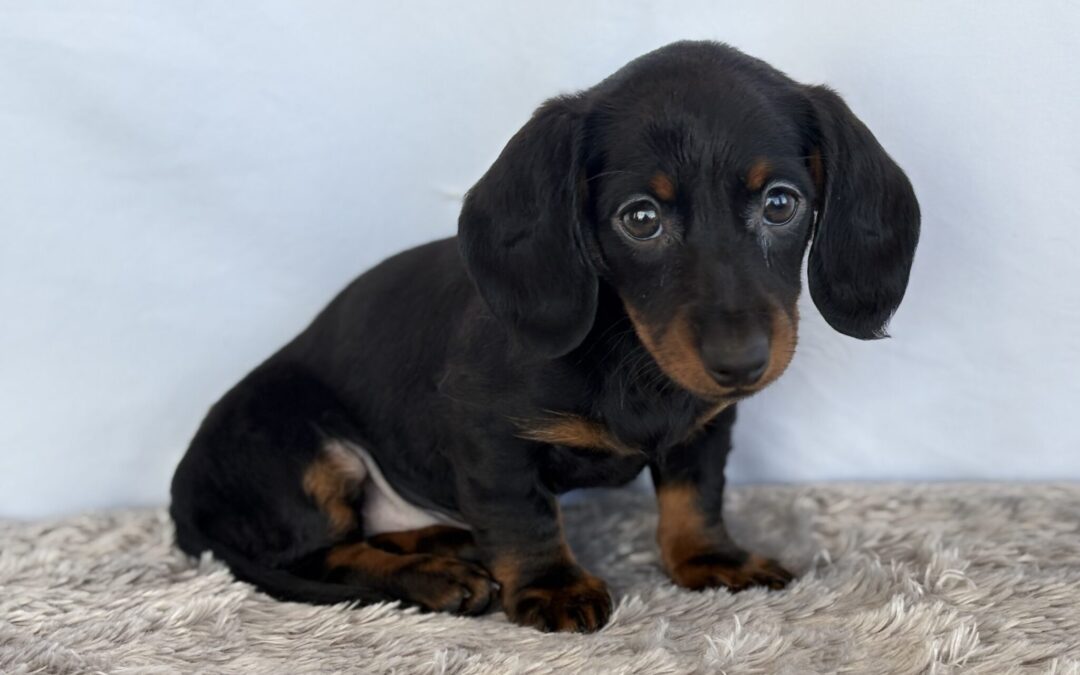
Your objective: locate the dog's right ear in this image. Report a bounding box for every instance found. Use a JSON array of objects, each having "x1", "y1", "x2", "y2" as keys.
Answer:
[
  {"x1": 802, "y1": 85, "x2": 921, "y2": 340},
  {"x1": 458, "y1": 96, "x2": 597, "y2": 358}
]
